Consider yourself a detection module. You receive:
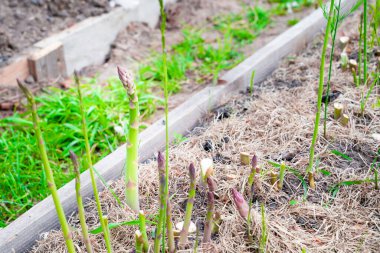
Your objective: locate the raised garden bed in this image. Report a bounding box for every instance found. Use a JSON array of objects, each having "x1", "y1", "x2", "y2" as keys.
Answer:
[
  {"x1": 29, "y1": 4, "x2": 380, "y2": 252},
  {"x1": 0, "y1": 0, "x2": 316, "y2": 228},
  {"x1": 1, "y1": 0, "x2": 374, "y2": 251}
]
